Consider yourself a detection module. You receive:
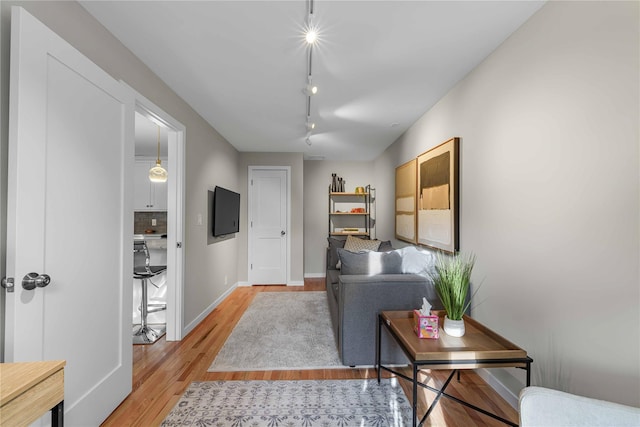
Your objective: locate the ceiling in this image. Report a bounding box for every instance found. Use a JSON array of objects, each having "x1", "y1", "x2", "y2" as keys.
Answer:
[{"x1": 81, "y1": 1, "x2": 545, "y2": 161}]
